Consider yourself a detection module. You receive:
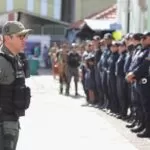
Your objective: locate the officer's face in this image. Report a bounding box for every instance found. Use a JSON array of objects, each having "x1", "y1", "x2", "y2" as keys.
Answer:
[
  {"x1": 105, "y1": 38, "x2": 112, "y2": 45},
  {"x1": 110, "y1": 45, "x2": 118, "y2": 52},
  {"x1": 6, "y1": 34, "x2": 27, "y2": 53},
  {"x1": 119, "y1": 45, "x2": 126, "y2": 53},
  {"x1": 142, "y1": 36, "x2": 150, "y2": 46},
  {"x1": 93, "y1": 39, "x2": 99, "y2": 48},
  {"x1": 87, "y1": 44, "x2": 94, "y2": 52},
  {"x1": 126, "y1": 38, "x2": 133, "y2": 46}
]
